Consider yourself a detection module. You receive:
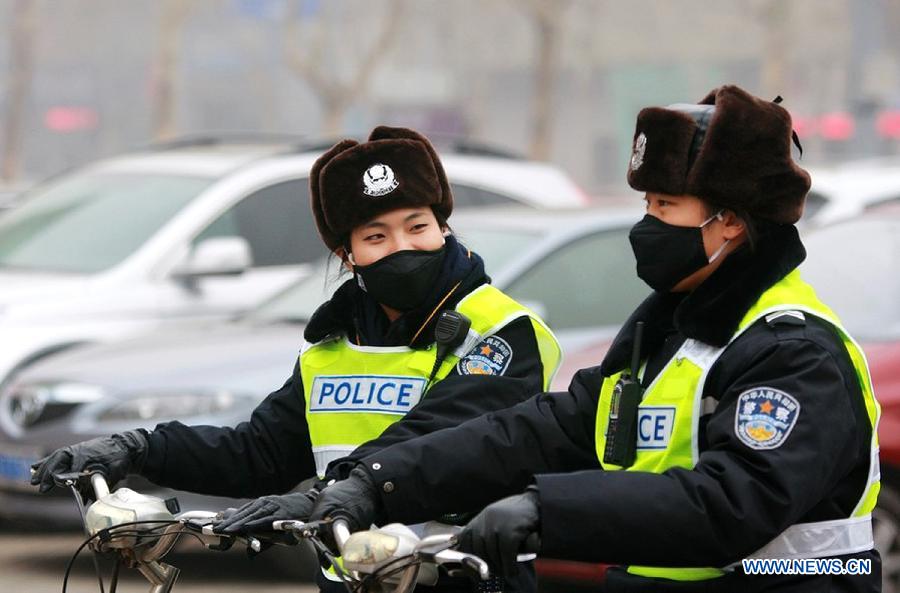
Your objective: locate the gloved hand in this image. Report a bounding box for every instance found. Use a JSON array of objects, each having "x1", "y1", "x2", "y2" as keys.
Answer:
[
  {"x1": 214, "y1": 489, "x2": 319, "y2": 534},
  {"x1": 457, "y1": 487, "x2": 541, "y2": 579},
  {"x1": 30, "y1": 429, "x2": 149, "y2": 493},
  {"x1": 308, "y1": 465, "x2": 384, "y2": 547}
]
